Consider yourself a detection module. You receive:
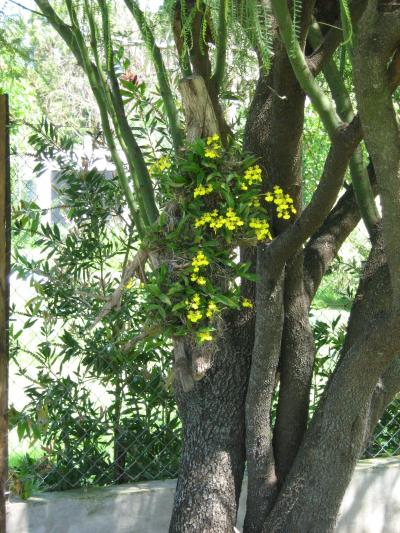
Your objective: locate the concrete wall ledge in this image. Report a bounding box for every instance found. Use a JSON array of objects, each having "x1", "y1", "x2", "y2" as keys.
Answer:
[{"x1": 7, "y1": 457, "x2": 400, "y2": 533}]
